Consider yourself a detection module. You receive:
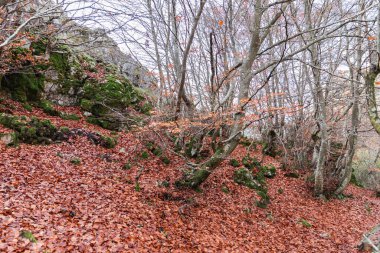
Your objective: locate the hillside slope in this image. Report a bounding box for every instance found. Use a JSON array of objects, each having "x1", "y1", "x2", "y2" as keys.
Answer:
[{"x1": 0, "y1": 99, "x2": 379, "y2": 252}]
